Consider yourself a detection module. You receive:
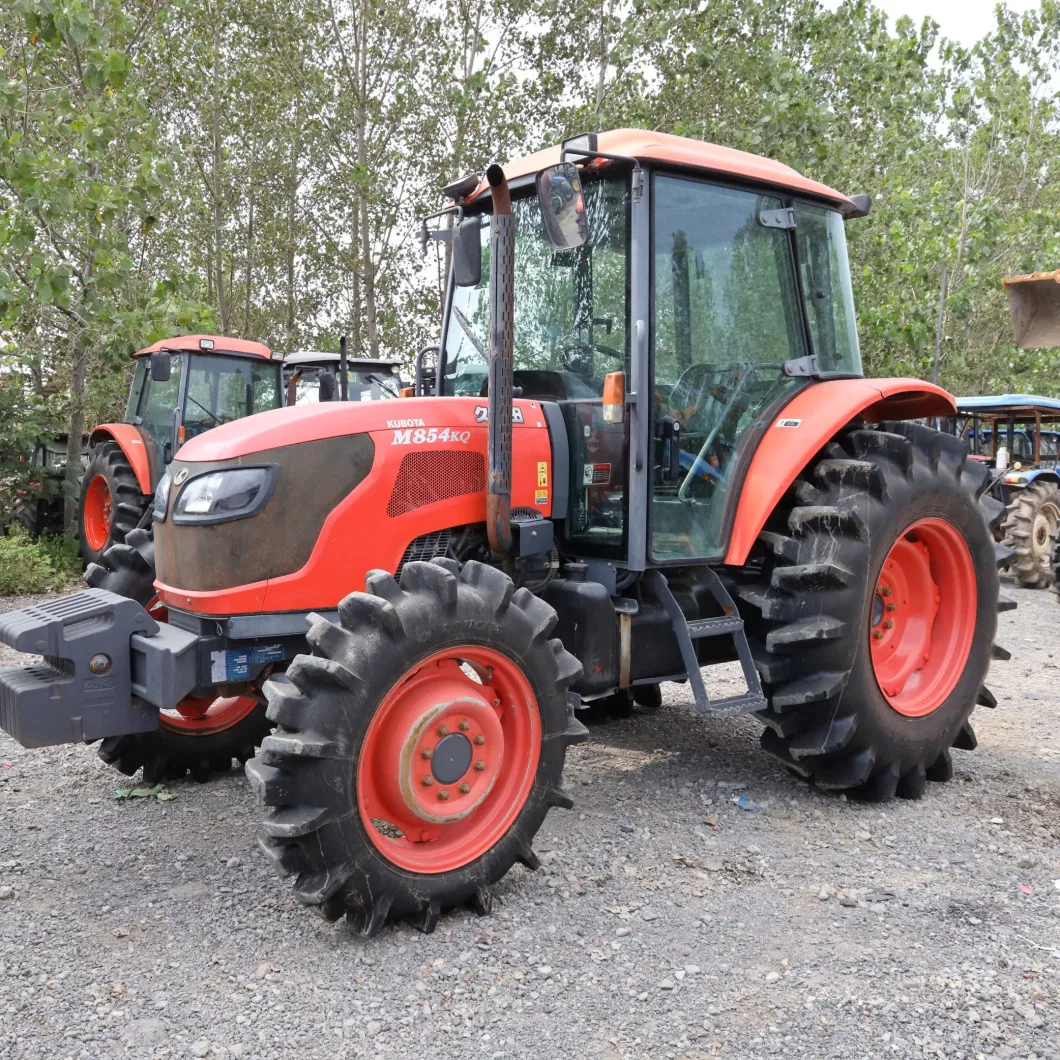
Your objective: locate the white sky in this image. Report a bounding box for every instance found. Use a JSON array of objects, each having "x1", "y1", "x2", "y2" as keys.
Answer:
[{"x1": 825, "y1": 0, "x2": 1042, "y2": 47}]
